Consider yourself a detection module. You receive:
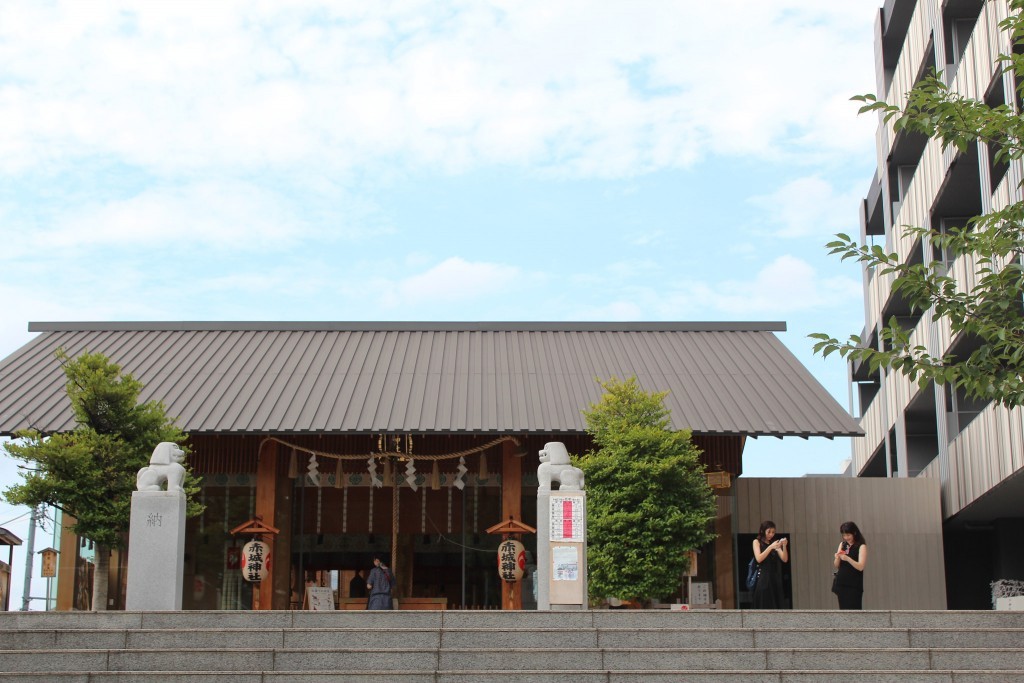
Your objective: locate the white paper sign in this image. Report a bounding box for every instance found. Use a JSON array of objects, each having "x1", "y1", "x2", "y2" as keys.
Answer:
[
  {"x1": 305, "y1": 586, "x2": 335, "y2": 610},
  {"x1": 552, "y1": 545, "x2": 579, "y2": 581},
  {"x1": 690, "y1": 581, "x2": 711, "y2": 605}
]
